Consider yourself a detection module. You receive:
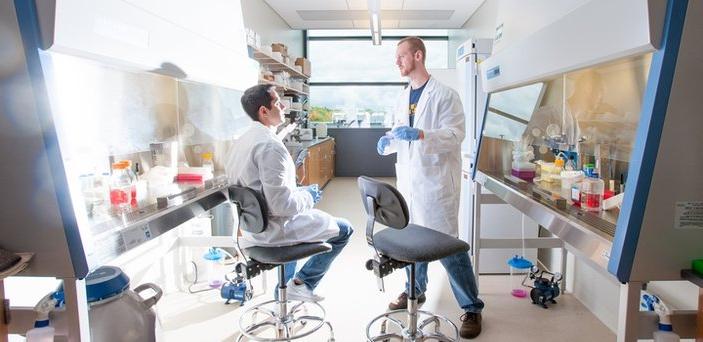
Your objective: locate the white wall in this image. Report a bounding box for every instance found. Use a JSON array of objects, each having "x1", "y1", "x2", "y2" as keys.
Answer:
[
  {"x1": 240, "y1": 0, "x2": 303, "y2": 58},
  {"x1": 447, "y1": 0, "x2": 500, "y2": 68}
]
